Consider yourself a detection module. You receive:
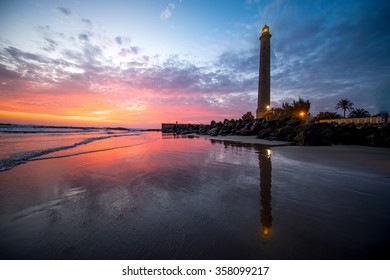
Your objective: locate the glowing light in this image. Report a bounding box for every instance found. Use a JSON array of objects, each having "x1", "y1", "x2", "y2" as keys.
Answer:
[
  {"x1": 266, "y1": 105, "x2": 270, "y2": 110},
  {"x1": 262, "y1": 227, "x2": 271, "y2": 237},
  {"x1": 266, "y1": 149, "x2": 272, "y2": 158}
]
